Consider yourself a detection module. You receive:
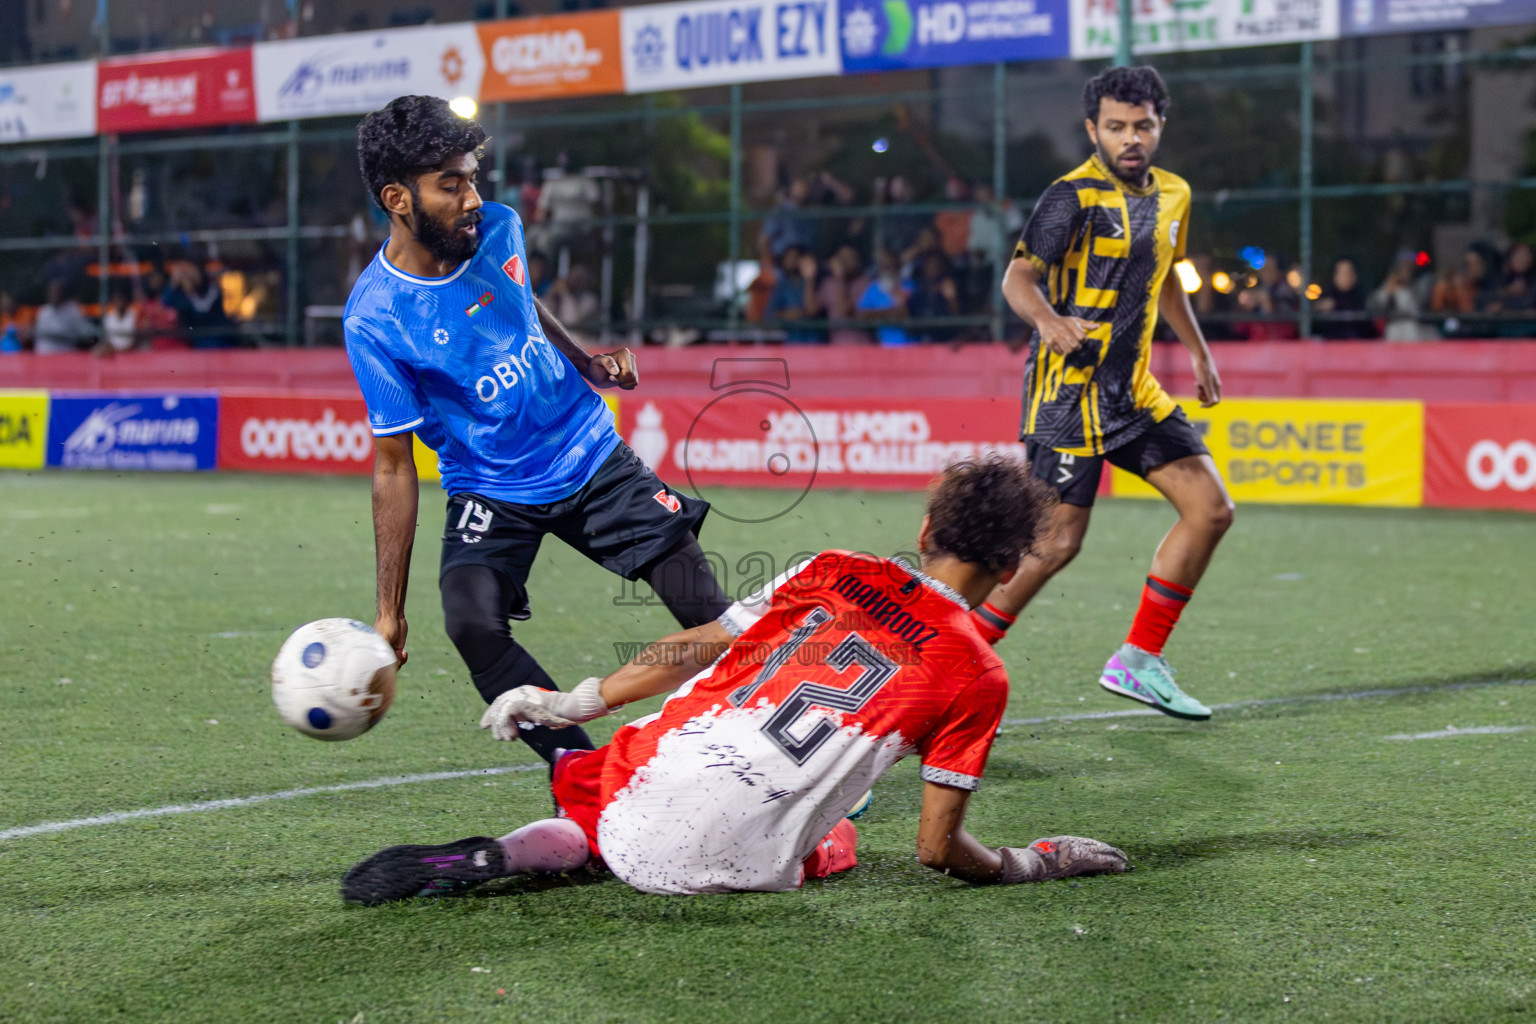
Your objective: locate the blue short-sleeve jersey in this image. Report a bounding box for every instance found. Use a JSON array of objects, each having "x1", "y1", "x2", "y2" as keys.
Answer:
[{"x1": 343, "y1": 202, "x2": 620, "y2": 504}]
